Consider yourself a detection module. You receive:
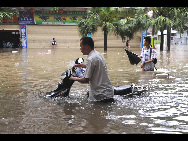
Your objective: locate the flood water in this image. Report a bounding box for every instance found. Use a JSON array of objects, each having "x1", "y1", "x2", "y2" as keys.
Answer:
[{"x1": 0, "y1": 45, "x2": 188, "y2": 134}]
